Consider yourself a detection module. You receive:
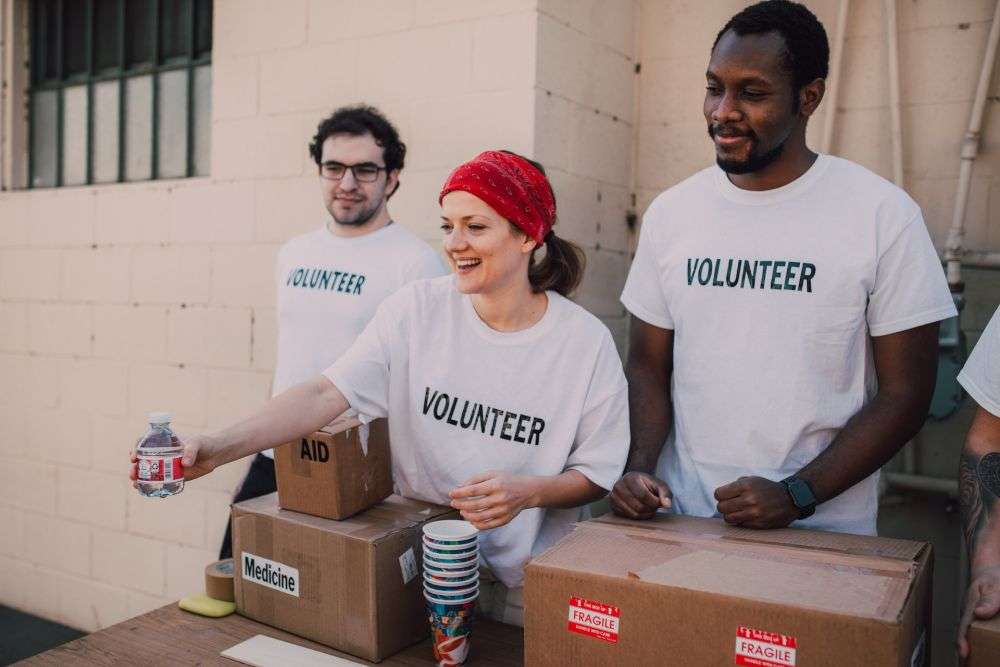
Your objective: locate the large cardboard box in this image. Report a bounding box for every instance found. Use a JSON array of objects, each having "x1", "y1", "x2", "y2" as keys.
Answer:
[
  {"x1": 968, "y1": 614, "x2": 1000, "y2": 666},
  {"x1": 274, "y1": 417, "x2": 392, "y2": 520},
  {"x1": 525, "y1": 513, "x2": 933, "y2": 666},
  {"x1": 232, "y1": 493, "x2": 455, "y2": 662}
]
